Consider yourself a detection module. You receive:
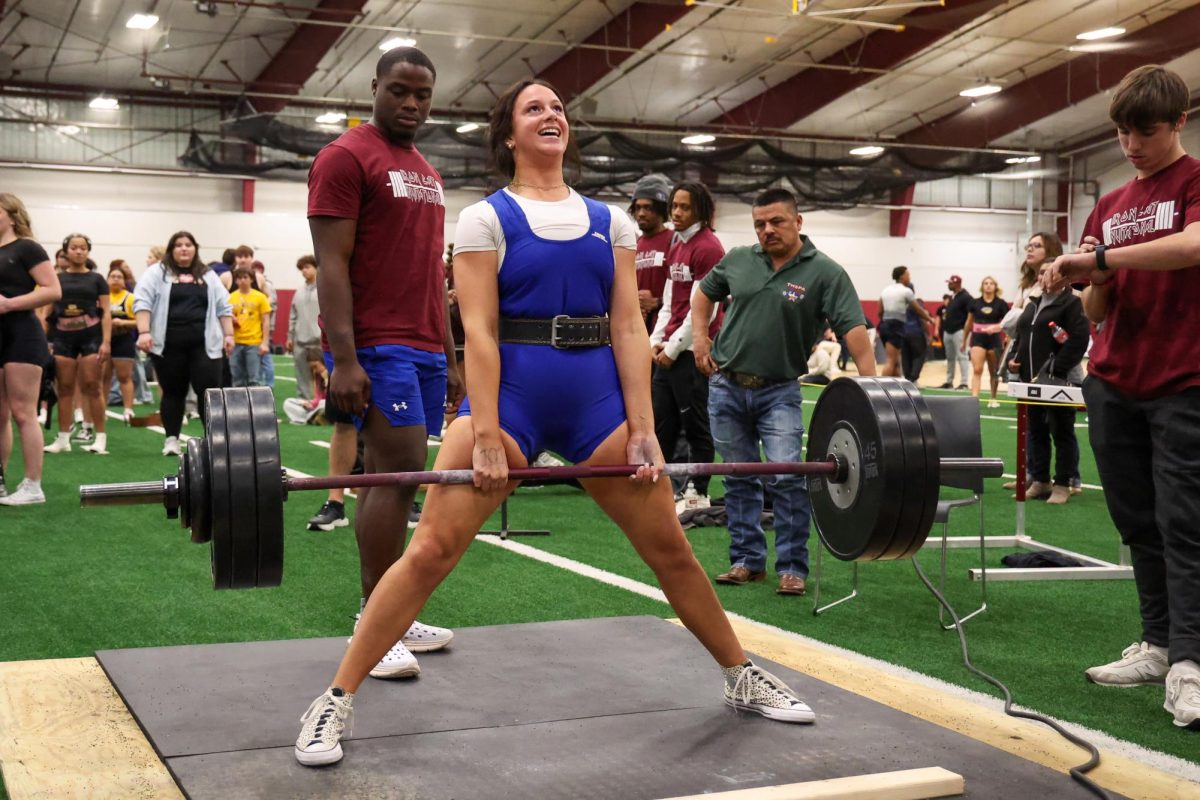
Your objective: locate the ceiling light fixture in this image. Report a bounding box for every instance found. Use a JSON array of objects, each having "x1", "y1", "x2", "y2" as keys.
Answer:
[
  {"x1": 379, "y1": 37, "x2": 417, "y2": 51},
  {"x1": 849, "y1": 145, "x2": 884, "y2": 156},
  {"x1": 316, "y1": 112, "x2": 347, "y2": 125},
  {"x1": 1004, "y1": 155, "x2": 1041, "y2": 165},
  {"x1": 681, "y1": 133, "x2": 716, "y2": 145},
  {"x1": 1076, "y1": 26, "x2": 1125, "y2": 41},
  {"x1": 89, "y1": 96, "x2": 120, "y2": 110},
  {"x1": 57, "y1": 125, "x2": 82, "y2": 135},
  {"x1": 960, "y1": 84, "x2": 1001, "y2": 98},
  {"x1": 126, "y1": 13, "x2": 159, "y2": 29},
  {"x1": 456, "y1": 122, "x2": 480, "y2": 134}
]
